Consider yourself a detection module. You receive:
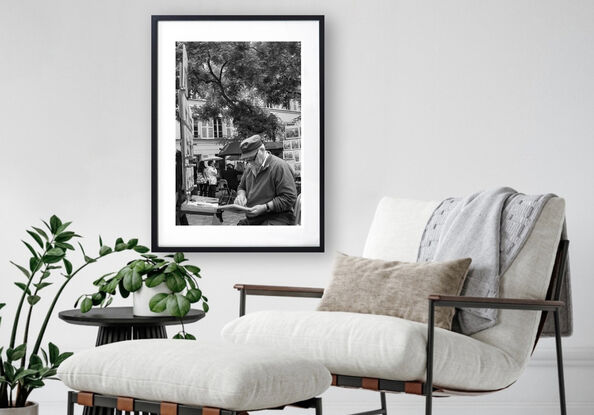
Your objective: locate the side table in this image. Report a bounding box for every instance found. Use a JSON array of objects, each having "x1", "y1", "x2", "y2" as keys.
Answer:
[{"x1": 59, "y1": 306, "x2": 205, "y2": 415}]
